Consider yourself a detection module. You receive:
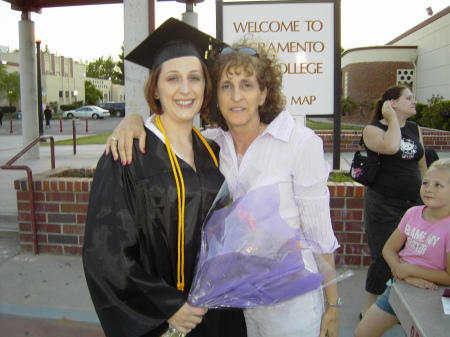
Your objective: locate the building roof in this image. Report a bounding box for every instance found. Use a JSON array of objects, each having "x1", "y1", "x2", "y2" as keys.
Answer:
[{"x1": 386, "y1": 6, "x2": 450, "y2": 45}]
